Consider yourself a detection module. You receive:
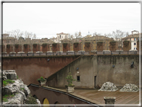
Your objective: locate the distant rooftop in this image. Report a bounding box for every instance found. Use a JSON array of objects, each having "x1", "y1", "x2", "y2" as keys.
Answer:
[{"x1": 56, "y1": 32, "x2": 69, "y2": 35}]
